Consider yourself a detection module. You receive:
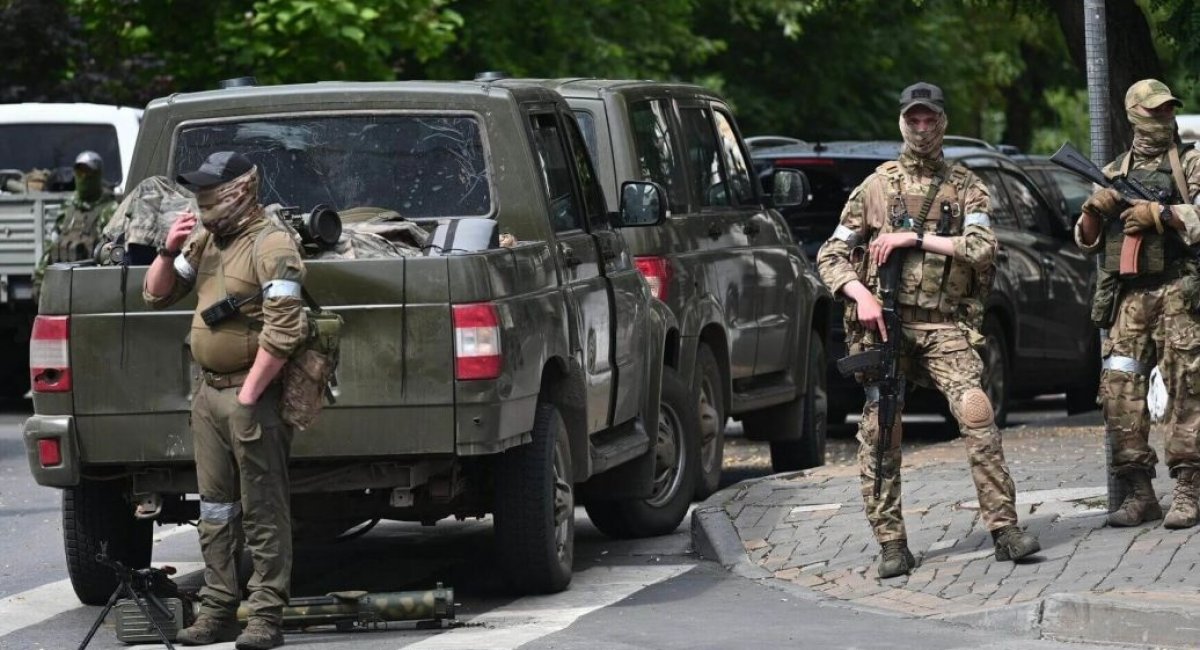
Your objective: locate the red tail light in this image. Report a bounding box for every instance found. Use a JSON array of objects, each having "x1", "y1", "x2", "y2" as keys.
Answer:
[
  {"x1": 30, "y1": 315, "x2": 71, "y2": 392},
  {"x1": 635, "y1": 256, "x2": 672, "y2": 302},
  {"x1": 453, "y1": 303, "x2": 502, "y2": 380},
  {"x1": 771, "y1": 157, "x2": 836, "y2": 168},
  {"x1": 38, "y1": 438, "x2": 62, "y2": 467}
]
